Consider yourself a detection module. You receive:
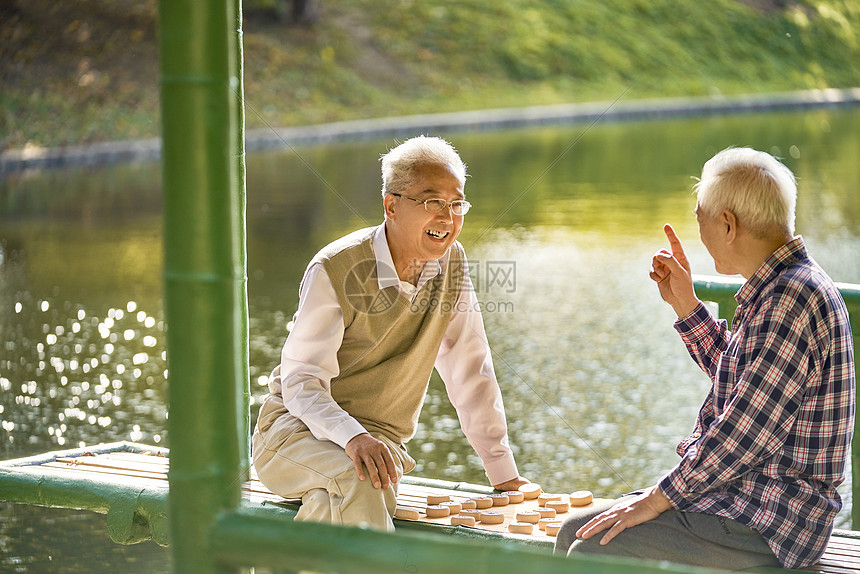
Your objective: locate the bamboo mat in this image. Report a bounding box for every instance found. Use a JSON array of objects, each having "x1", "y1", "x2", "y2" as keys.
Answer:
[
  {"x1": 38, "y1": 451, "x2": 860, "y2": 571},
  {"x1": 41, "y1": 451, "x2": 591, "y2": 541}
]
